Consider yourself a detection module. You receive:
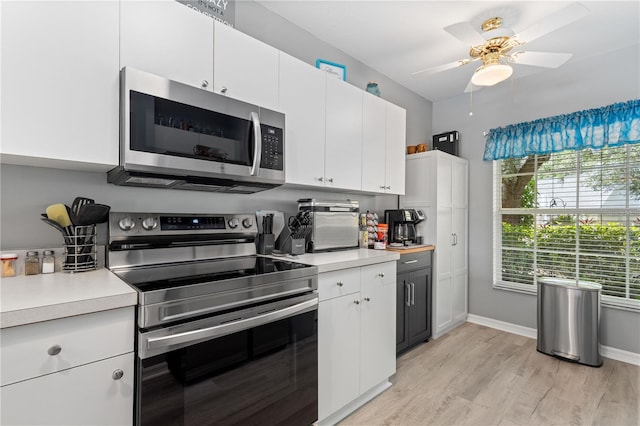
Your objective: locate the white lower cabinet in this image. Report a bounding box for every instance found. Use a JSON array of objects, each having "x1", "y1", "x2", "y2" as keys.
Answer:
[
  {"x1": 0, "y1": 307, "x2": 135, "y2": 425},
  {"x1": 318, "y1": 262, "x2": 396, "y2": 424}
]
